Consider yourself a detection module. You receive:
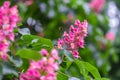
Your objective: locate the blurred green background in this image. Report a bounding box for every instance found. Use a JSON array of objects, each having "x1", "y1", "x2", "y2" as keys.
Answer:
[{"x1": 1, "y1": 0, "x2": 120, "y2": 80}]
